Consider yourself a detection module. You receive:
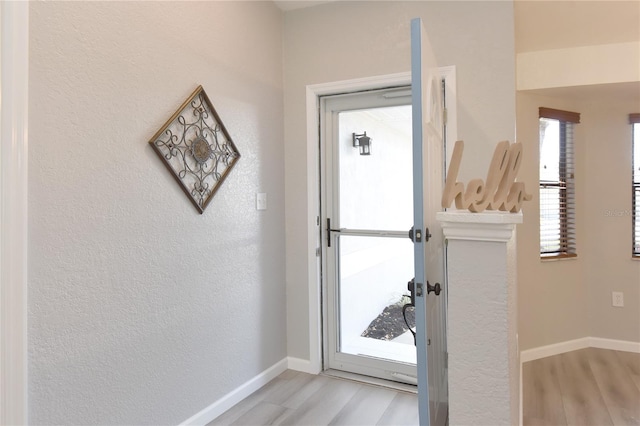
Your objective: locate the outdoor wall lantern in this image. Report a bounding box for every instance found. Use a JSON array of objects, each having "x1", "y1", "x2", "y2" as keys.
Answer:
[{"x1": 352, "y1": 132, "x2": 371, "y2": 156}]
